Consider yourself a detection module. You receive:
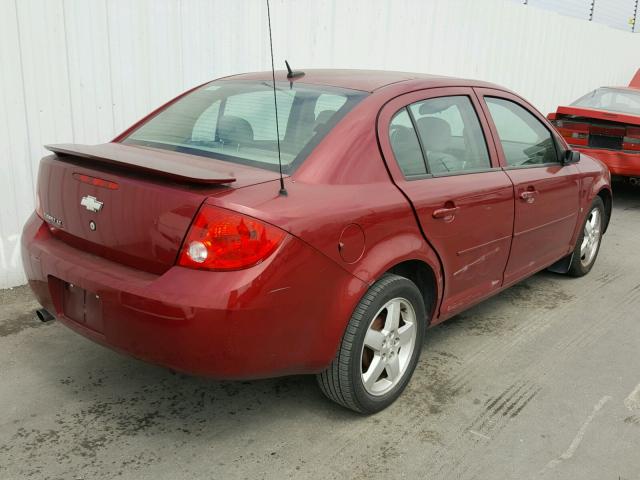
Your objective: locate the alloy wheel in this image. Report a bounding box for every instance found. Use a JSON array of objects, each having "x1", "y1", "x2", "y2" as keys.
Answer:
[
  {"x1": 360, "y1": 298, "x2": 417, "y2": 396},
  {"x1": 580, "y1": 207, "x2": 602, "y2": 267}
]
